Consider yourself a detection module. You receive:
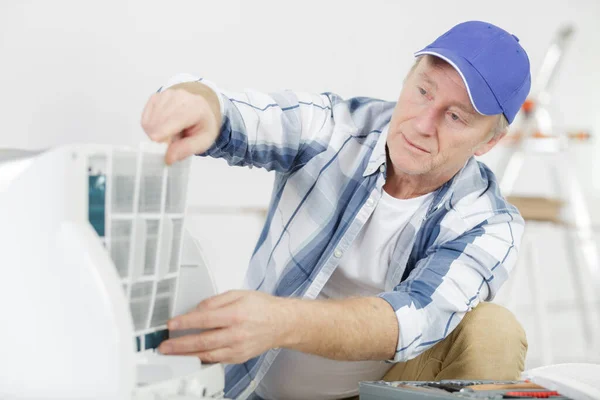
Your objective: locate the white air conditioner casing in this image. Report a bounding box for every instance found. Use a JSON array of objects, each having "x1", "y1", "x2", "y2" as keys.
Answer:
[{"x1": 0, "y1": 145, "x2": 225, "y2": 400}]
